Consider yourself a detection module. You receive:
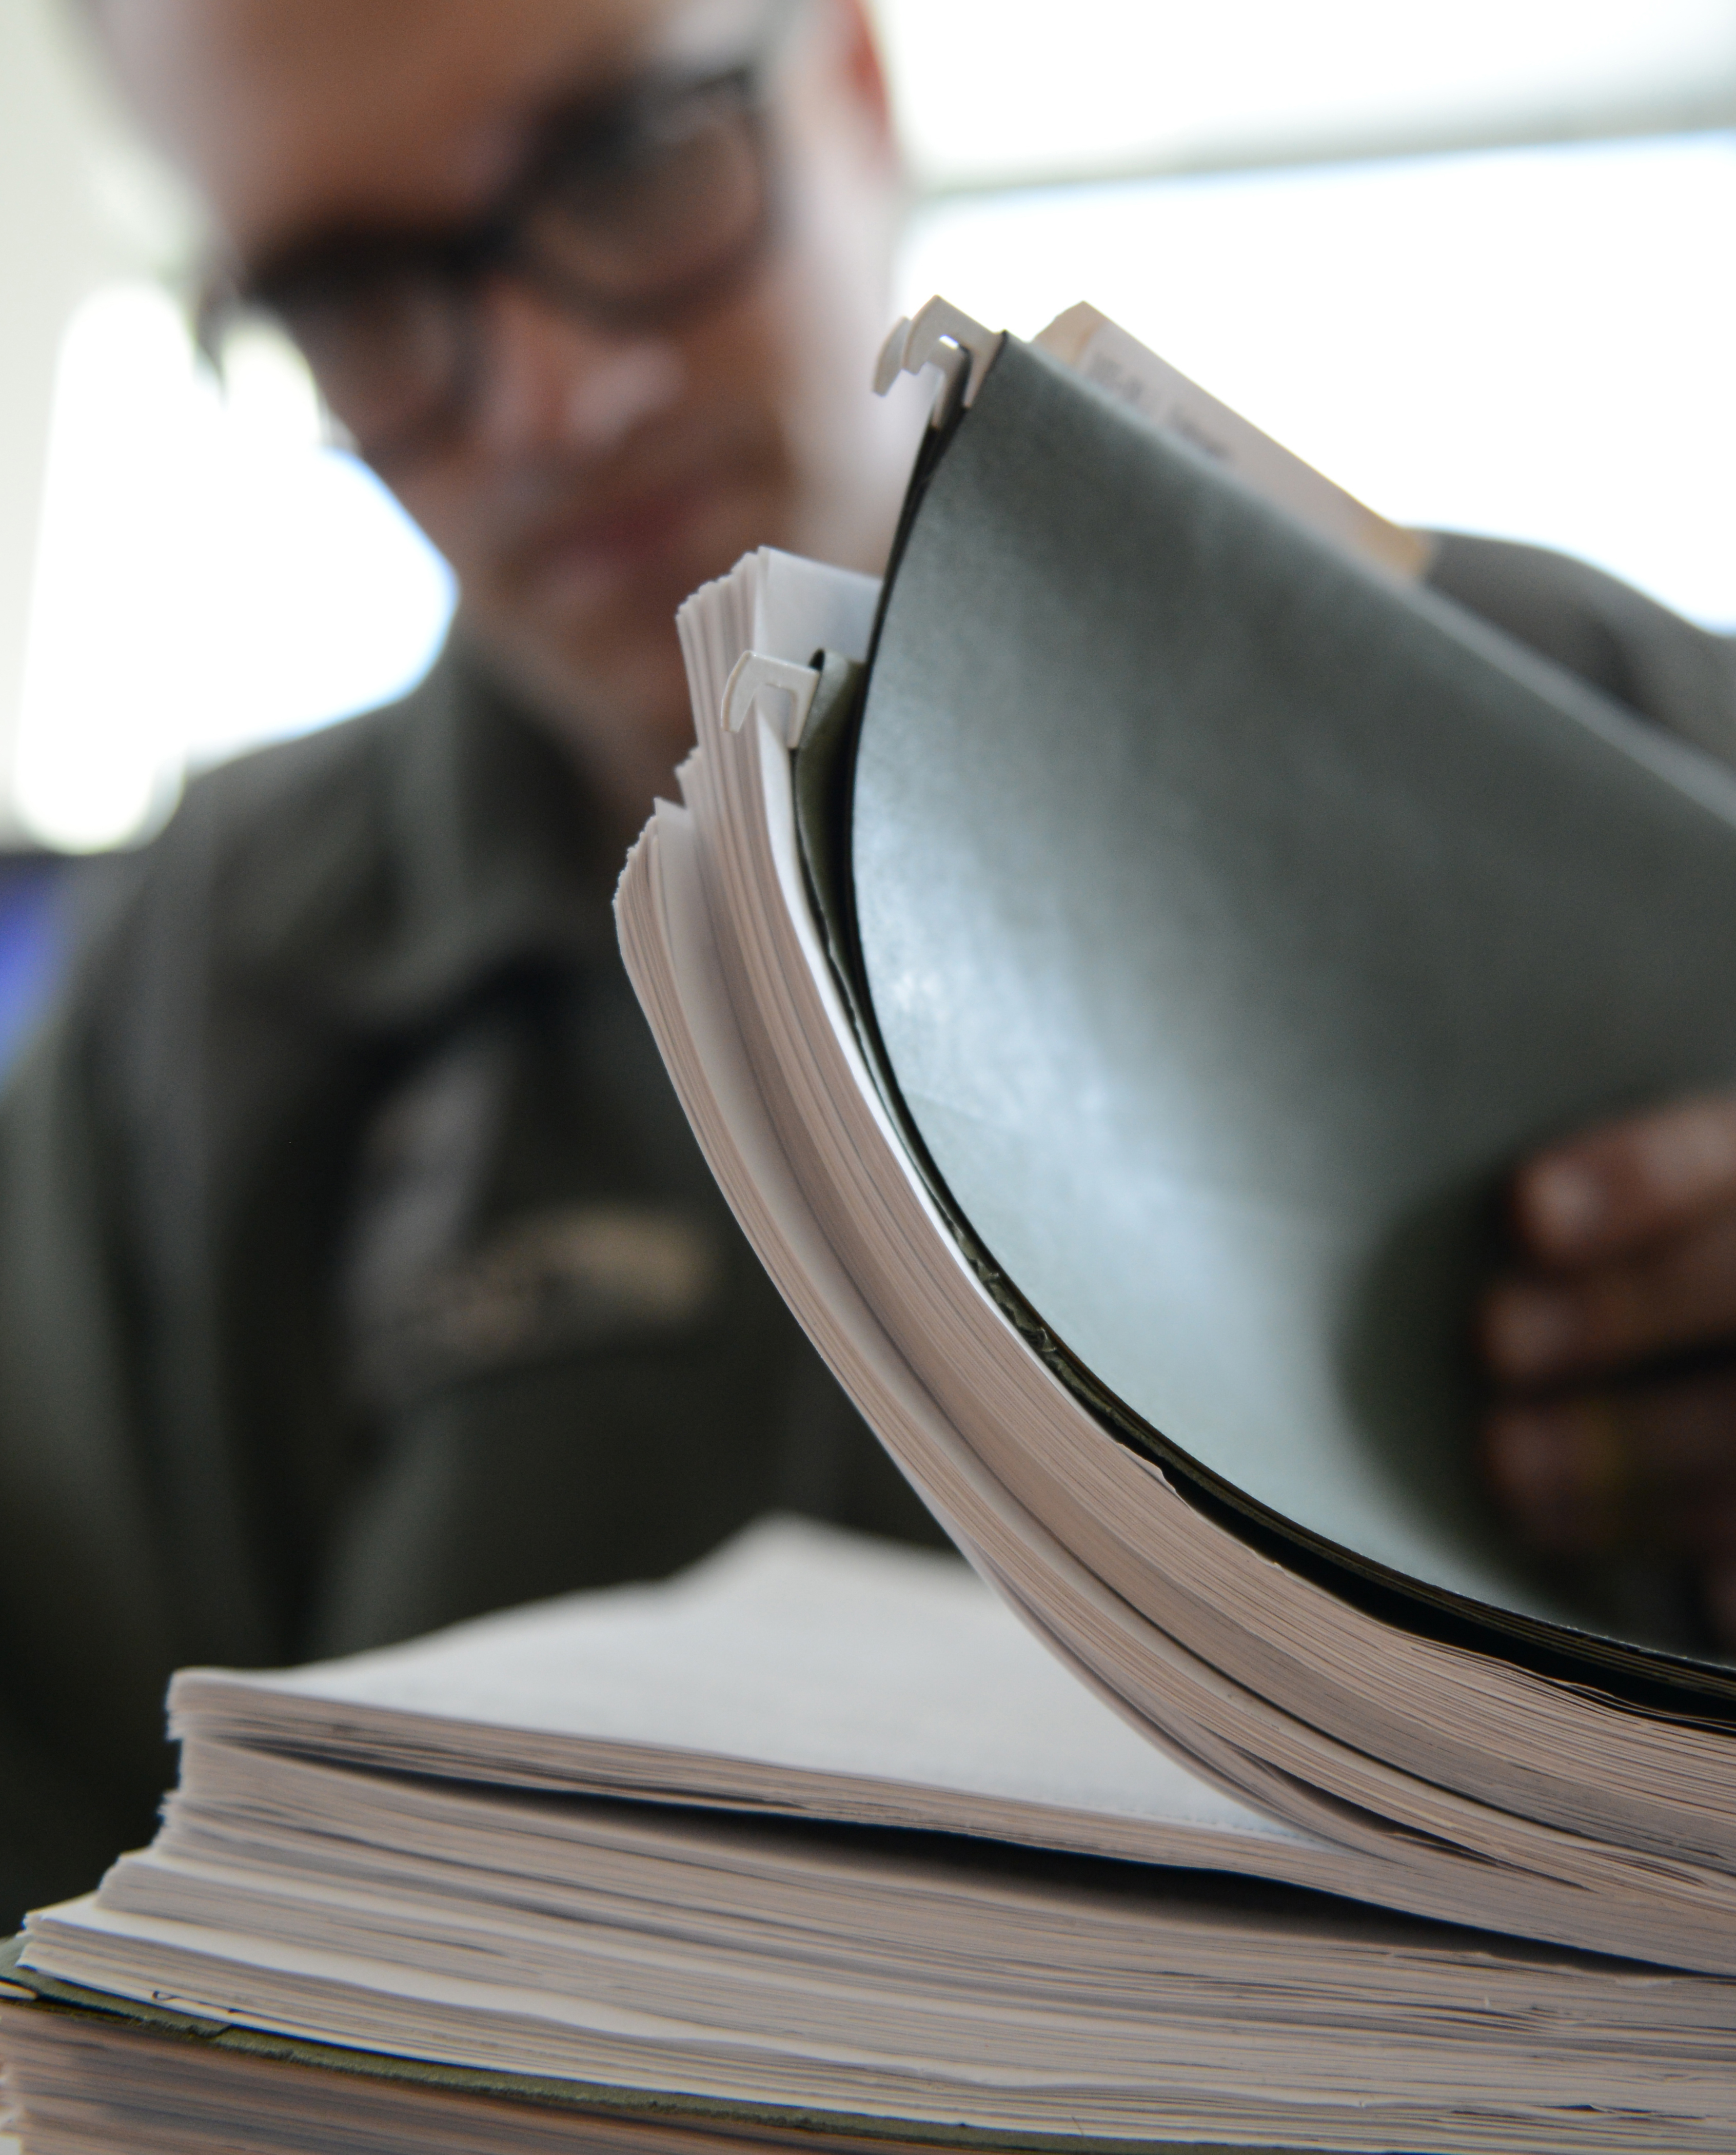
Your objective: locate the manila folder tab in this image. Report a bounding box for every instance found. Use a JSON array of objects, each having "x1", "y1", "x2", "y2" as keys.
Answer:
[{"x1": 1037, "y1": 302, "x2": 1430, "y2": 581}]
